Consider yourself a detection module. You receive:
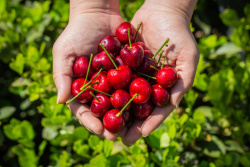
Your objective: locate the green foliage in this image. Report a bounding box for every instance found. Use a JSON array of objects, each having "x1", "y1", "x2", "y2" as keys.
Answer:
[{"x1": 0, "y1": 0, "x2": 249, "y2": 167}]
